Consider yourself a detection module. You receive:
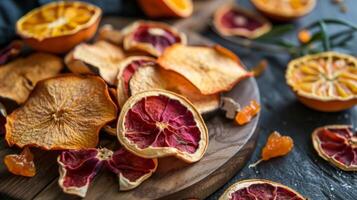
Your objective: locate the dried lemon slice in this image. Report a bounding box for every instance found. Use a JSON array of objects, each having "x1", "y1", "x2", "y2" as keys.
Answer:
[{"x1": 286, "y1": 52, "x2": 357, "y2": 112}]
